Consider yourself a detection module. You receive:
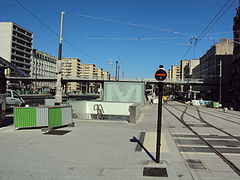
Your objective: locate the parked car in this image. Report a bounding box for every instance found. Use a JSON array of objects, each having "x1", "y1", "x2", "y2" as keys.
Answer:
[{"x1": 6, "y1": 90, "x2": 25, "y2": 109}]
